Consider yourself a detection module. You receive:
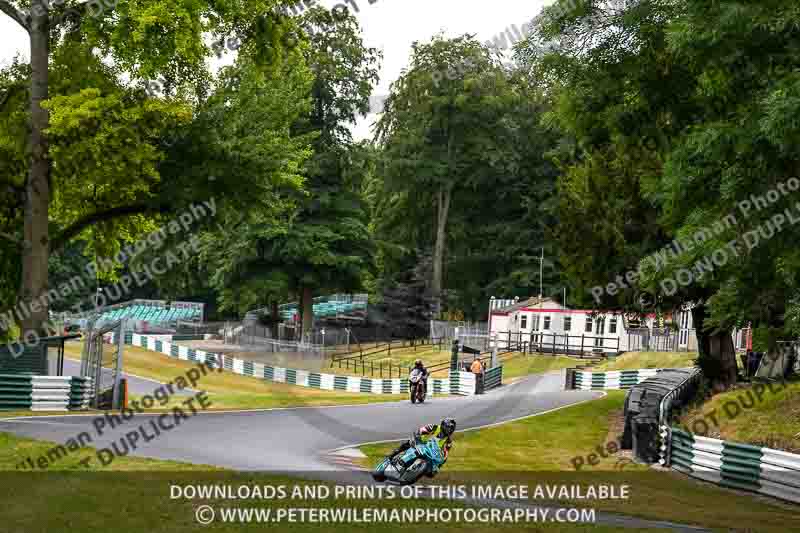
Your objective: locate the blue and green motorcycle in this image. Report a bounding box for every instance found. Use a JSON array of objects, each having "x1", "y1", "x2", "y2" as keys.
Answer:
[{"x1": 372, "y1": 434, "x2": 446, "y2": 485}]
